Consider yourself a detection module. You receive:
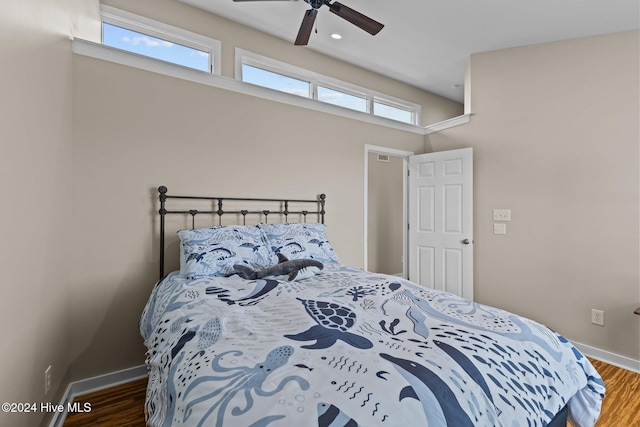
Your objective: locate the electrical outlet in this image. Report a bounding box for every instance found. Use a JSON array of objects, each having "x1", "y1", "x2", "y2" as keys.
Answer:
[
  {"x1": 45, "y1": 365, "x2": 52, "y2": 395},
  {"x1": 591, "y1": 309, "x2": 605, "y2": 326}
]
